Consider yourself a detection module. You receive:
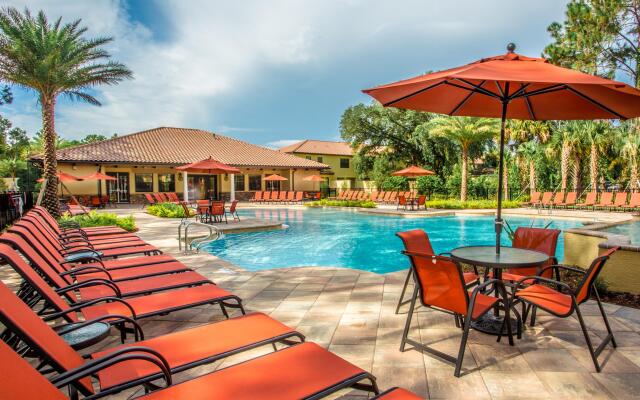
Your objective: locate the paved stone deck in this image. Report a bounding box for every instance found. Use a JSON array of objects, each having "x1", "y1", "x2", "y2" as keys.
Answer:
[{"x1": 5, "y1": 206, "x2": 640, "y2": 399}]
